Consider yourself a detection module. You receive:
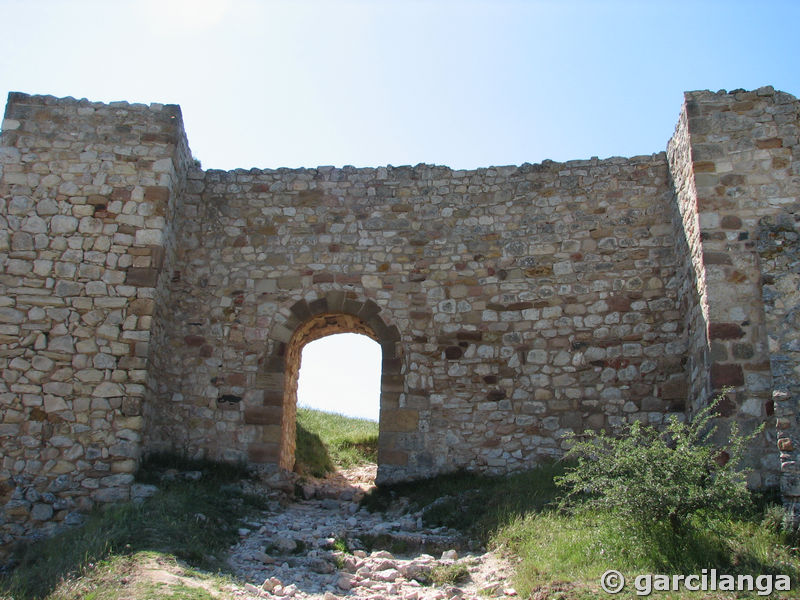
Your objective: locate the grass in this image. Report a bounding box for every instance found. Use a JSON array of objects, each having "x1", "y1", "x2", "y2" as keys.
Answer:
[
  {"x1": 428, "y1": 562, "x2": 470, "y2": 586},
  {"x1": 31, "y1": 551, "x2": 232, "y2": 600},
  {"x1": 361, "y1": 461, "x2": 563, "y2": 541},
  {"x1": 294, "y1": 407, "x2": 378, "y2": 476},
  {"x1": 0, "y1": 454, "x2": 268, "y2": 600},
  {"x1": 361, "y1": 461, "x2": 800, "y2": 599},
  {"x1": 495, "y1": 508, "x2": 800, "y2": 599},
  {"x1": 4, "y1": 433, "x2": 799, "y2": 600}
]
